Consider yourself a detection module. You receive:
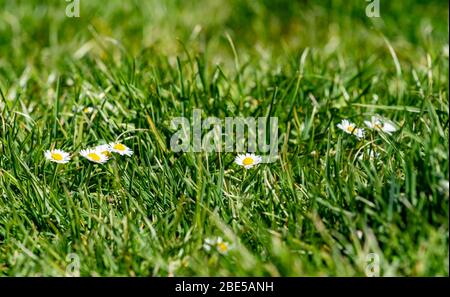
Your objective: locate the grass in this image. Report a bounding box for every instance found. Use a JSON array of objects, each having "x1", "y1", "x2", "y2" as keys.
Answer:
[{"x1": 0, "y1": 0, "x2": 448, "y2": 276}]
